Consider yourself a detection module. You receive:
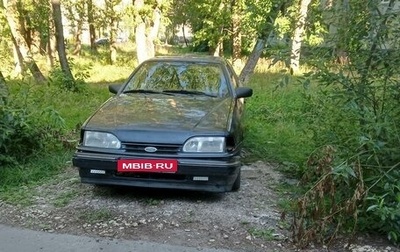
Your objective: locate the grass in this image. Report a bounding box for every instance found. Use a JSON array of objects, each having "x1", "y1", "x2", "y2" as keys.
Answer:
[
  {"x1": 243, "y1": 71, "x2": 314, "y2": 169},
  {"x1": 248, "y1": 227, "x2": 279, "y2": 241},
  {"x1": 0, "y1": 149, "x2": 74, "y2": 204},
  {"x1": 80, "y1": 208, "x2": 113, "y2": 224},
  {"x1": 53, "y1": 190, "x2": 79, "y2": 208}
]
